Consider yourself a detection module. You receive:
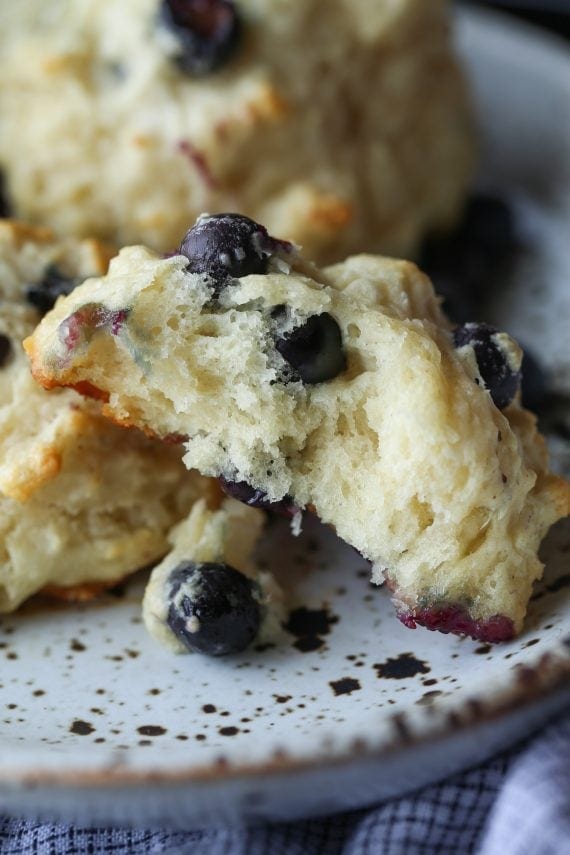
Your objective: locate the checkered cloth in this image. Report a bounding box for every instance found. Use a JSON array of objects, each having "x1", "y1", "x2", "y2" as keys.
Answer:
[{"x1": 1, "y1": 711, "x2": 568, "y2": 855}]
